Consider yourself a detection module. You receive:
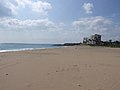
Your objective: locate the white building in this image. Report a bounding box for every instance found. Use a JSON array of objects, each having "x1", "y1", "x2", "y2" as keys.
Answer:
[{"x1": 83, "y1": 34, "x2": 101, "y2": 45}]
